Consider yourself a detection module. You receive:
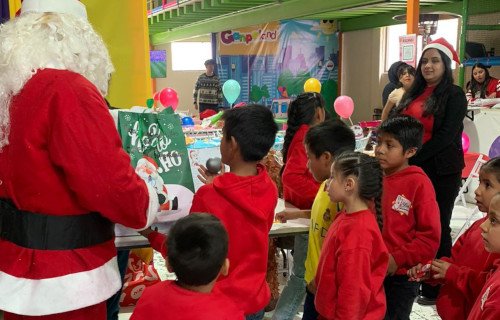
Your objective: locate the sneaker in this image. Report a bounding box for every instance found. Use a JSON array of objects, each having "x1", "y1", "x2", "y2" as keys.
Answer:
[{"x1": 416, "y1": 295, "x2": 436, "y2": 305}]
